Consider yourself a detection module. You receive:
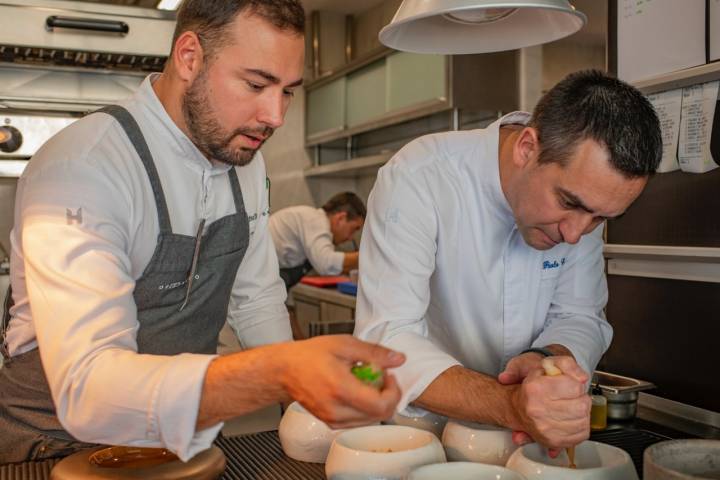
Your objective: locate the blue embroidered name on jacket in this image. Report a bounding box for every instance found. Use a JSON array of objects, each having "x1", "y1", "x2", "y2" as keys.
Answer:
[{"x1": 542, "y1": 258, "x2": 566, "y2": 270}]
